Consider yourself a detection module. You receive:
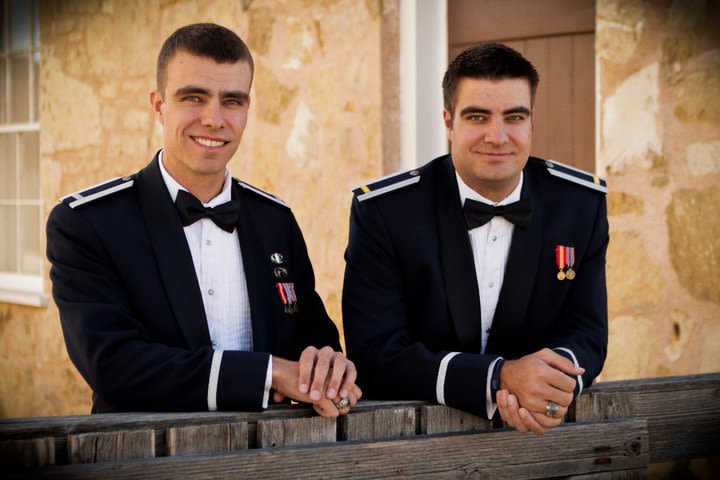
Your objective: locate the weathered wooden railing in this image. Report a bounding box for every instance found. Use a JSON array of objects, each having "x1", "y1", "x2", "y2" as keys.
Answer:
[{"x1": 1, "y1": 373, "x2": 718, "y2": 479}]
